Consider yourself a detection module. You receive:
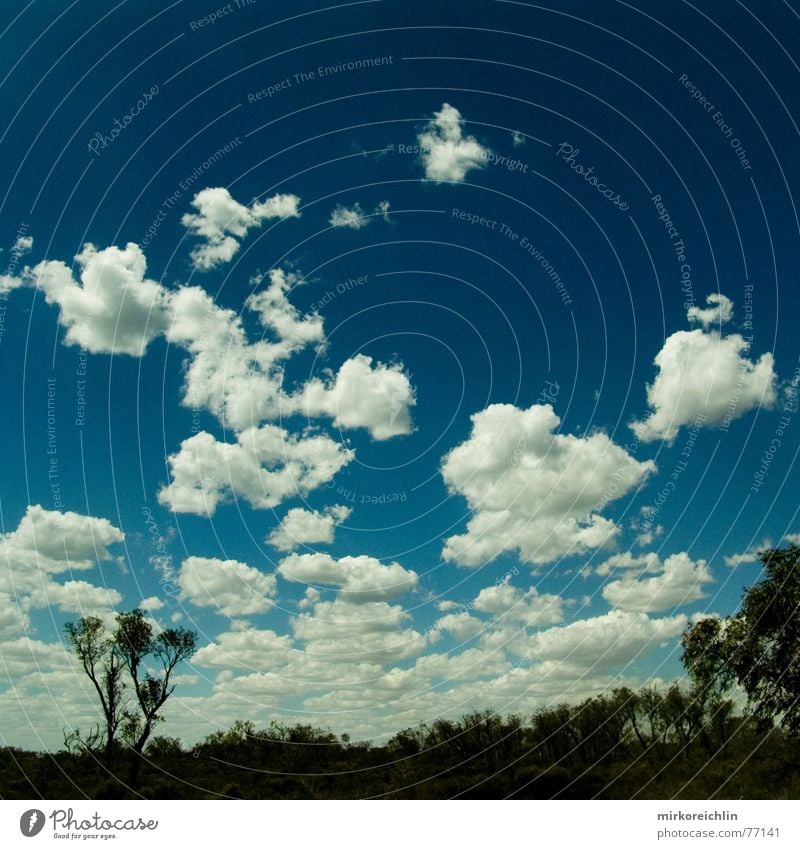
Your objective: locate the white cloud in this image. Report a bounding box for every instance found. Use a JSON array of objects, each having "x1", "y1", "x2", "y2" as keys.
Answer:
[
  {"x1": 267, "y1": 504, "x2": 351, "y2": 551},
  {"x1": 26, "y1": 579, "x2": 122, "y2": 614},
  {"x1": 178, "y1": 556, "x2": 277, "y2": 617},
  {"x1": 511, "y1": 130, "x2": 525, "y2": 147},
  {"x1": 433, "y1": 611, "x2": 484, "y2": 641},
  {"x1": 0, "y1": 506, "x2": 125, "y2": 639},
  {"x1": 158, "y1": 425, "x2": 353, "y2": 516},
  {"x1": 329, "y1": 201, "x2": 392, "y2": 229},
  {"x1": 277, "y1": 552, "x2": 418, "y2": 601},
  {"x1": 245, "y1": 267, "x2": 324, "y2": 348},
  {"x1": 441, "y1": 403, "x2": 655, "y2": 566},
  {"x1": 182, "y1": 187, "x2": 300, "y2": 270},
  {"x1": 376, "y1": 200, "x2": 391, "y2": 222},
  {"x1": 0, "y1": 505, "x2": 124, "y2": 590},
  {"x1": 30, "y1": 243, "x2": 169, "y2": 356},
  {"x1": 292, "y1": 599, "x2": 427, "y2": 663},
  {"x1": 595, "y1": 551, "x2": 662, "y2": 577},
  {"x1": 12, "y1": 235, "x2": 33, "y2": 255},
  {"x1": 139, "y1": 596, "x2": 165, "y2": 611},
  {"x1": 0, "y1": 274, "x2": 22, "y2": 294},
  {"x1": 522, "y1": 609, "x2": 688, "y2": 667},
  {"x1": 602, "y1": 552, "x2": 713, "y2": 612},
  {"x1": 329, "y1": 202, "x2": 369, "y2": 230},
  {"x1": 724, "y1": 541, "x2": 770, "y2": 567},
  {"x1": 165, "y1": 270, "x2": 323, "y2": 433},
  {"x1": 687, "y1": 293, "x2": 734, "y2": 327},
  {"x1": 631, "y1": 297, "x2": 777, "y2": 444},
  {"x1": 193, "y1": 628, "x2": 295, "y2": 671},
  {"x1": 290, "y1": 354, "x2": 415, "y2": 440},
  {"x1": 473, "y1": 577, "x2": 564, "y2": 627},
  {"x1": 417, "y1": 103, "x2": 489, "y2": 183}
]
